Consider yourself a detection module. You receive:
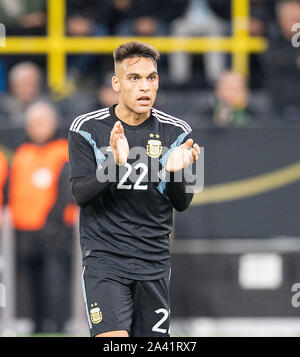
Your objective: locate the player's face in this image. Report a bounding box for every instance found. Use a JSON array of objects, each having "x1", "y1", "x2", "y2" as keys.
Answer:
[{"x1": 113, "y1": 57, "x2": 159, "y2": 115}]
